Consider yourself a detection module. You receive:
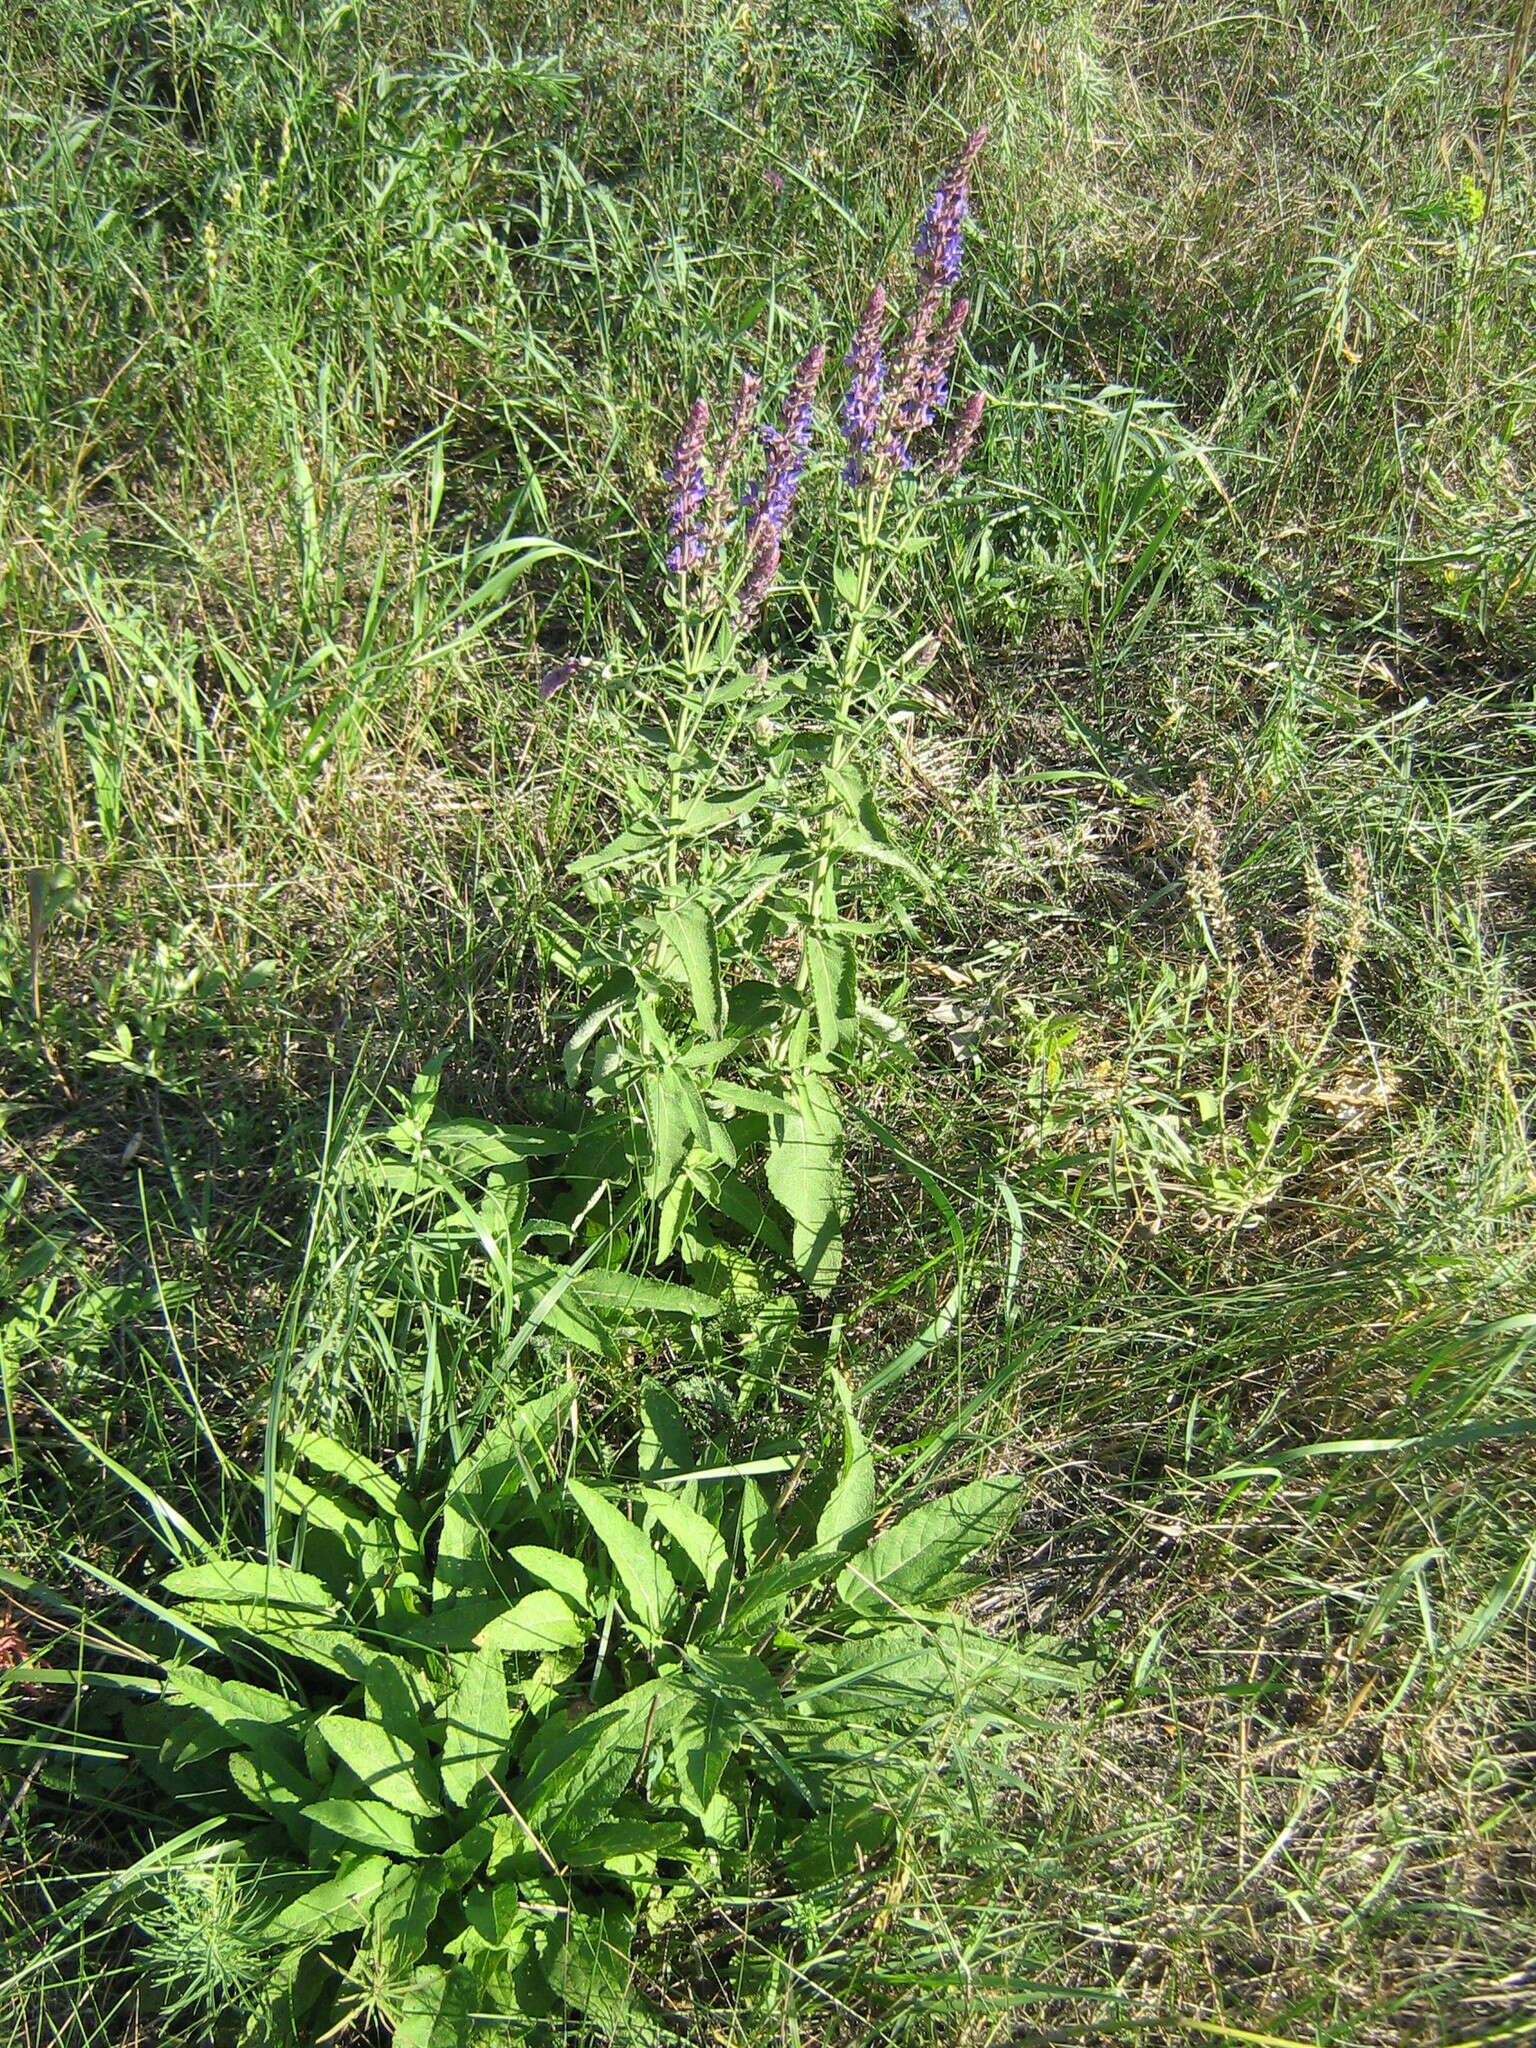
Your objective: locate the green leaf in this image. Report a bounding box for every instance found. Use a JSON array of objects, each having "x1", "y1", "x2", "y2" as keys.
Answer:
[
  {"x1": 563, "y1": 1815, "x2": 691, "y2": 1870},
  {"x1": 783, "y1": 1802, "x2": 894, "y2": 1889},
  {"x1": 315, "y1": 1713, "x2": 436, "y2": 1816},
  {"x1": 837, "y1": 1475, "x2": 1024, "y2": 1616},
  {"x1": 655, "y1": 903, "x2": 722, "y2": 1038},
  {"x1": 303, "y1": 1796, "x2": 425, "y2": 1857},
  {"x1": 815, "y1": 1371, "x2": 875, "y2": 1556},
  {"x1": 765, "y1": 1074, "x2": 845, "y2": 1294},
  {"x1": 228, "y1": 1745, "x2": 316, "y2": 1820},
  {"x1": 440, "y1": 1646, "x2": 513, "y2": 1807},
  {"x1": 798, "y1": 1616, "x2": 1100, "y2": 1728},
  {"x1": 522, "y1": 1683, "x2": 672, "y2": 1841},
  {"x1": 474, "y1": 1590, "x2": 588, "y2": 1656},
  {"x1": 640, "y1": 1487, "x2": 729, "y2": 1599},
  {"x1": 638, "y1": 1070, "x2": 691, "y2": 1199},
  {"x1": 161, "y1": 1559, "x2": 335, "y2": 1620},
  {"x1": 723, "y1": 1544, "x2": 849, "y2": 1640},
  {"x1": 268, "y1": 1853, "x2": 392, "y2": 1941},
  {"x1": 288, "y1": 1431, "x2": 404, "y2": 1520},
  {"x1": 637, "y1": 1384, "x2": 694, "y2": 1480},
  {"x1": 567, "y1": 1479, "x2": 677, "y2": 1642},
  {"x1": 373, "y1": 1861, "x2": 449, "y2": 1976},
  {"x1": 542, "y1": 1904, "x2": 656, "y2": 2039},
  {"x1": 389, "y1": 1963, "x2": 480, "y2": 2048},
  {"x1": 804, "y1": 927, "x2": 857, "y2": 1058},
  {"x1": 508, "y1": 1545, "x2": 592, "y2": 1609},
  {"x1": 568, "y1": 1269, "x2": 722, "y2": 1320},
  {"x1": 161, "y1": 1666, "x2": 304, "y2": 1738}
]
